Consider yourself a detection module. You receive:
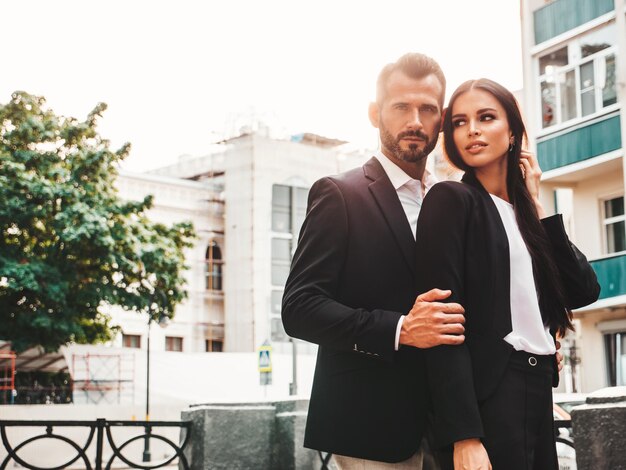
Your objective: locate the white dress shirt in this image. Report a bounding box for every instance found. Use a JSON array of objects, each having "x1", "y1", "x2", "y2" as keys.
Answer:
[
  {"x1": 373, "y1": 152, "x2": 438, "y2": 350},
  {"x1": 490, "y1": 195, "x2": 556, "y2": 355}
]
